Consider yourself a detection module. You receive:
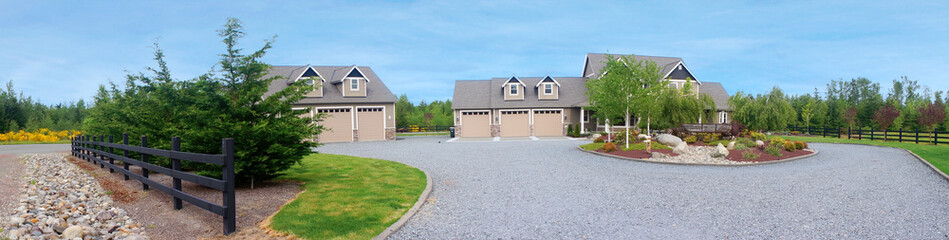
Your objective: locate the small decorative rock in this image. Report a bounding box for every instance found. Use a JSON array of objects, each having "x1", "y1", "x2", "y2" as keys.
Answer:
[
  {"x1": 655, "y1": 134, "x2": 683, "y2": 147},
  {"x1": 711, "y1": 143, "x2": 730, "y2": 158},
  {"x1": 755, "y1": 140, "x2": 765, "y2": 147},
  {"x1": 726, "y1": 141, "x2": 736, "y2": 150},
  {"x1": 637, "y1": 134, "x2": 649, "y2": 140},
  {"x1": 650, "y1": 152, "x2": 670, "y2": 159},
  {"x1": 0, "y1": 154, "x2": 148, "y2": 240}
]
